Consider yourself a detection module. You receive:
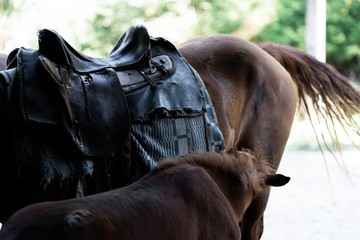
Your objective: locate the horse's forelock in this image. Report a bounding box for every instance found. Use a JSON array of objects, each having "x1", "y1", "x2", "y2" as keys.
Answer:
[
  {"x1": 154, "y1": 150, "x2": 272, "y2": 194},
  {"x1": 227, "y1": 149, "x2": 274, "y2": 193}
]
